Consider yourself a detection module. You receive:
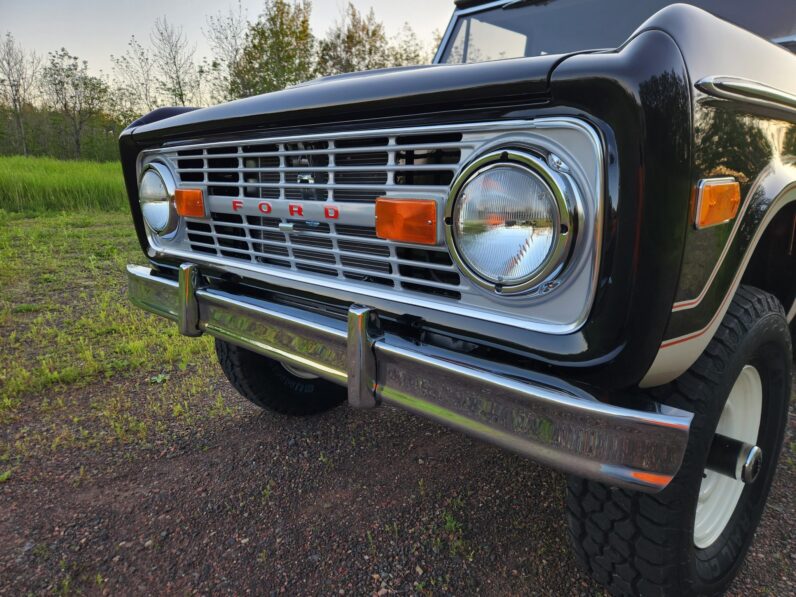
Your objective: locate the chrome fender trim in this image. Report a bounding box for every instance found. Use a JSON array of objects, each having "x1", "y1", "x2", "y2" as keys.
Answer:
[{"x1": 696, "y1": 76, "x2": 796, "y2": 118}]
